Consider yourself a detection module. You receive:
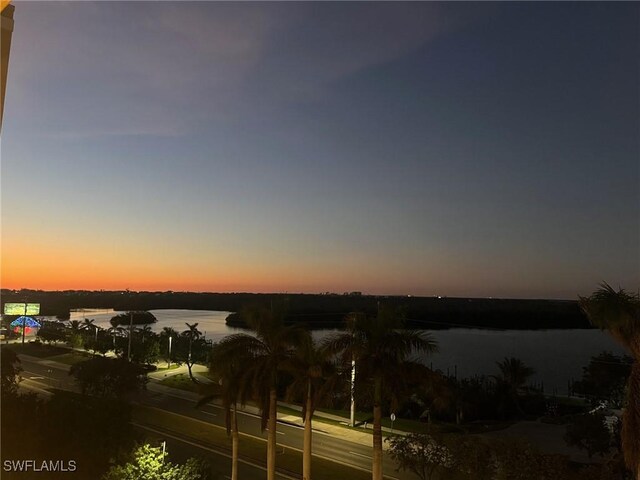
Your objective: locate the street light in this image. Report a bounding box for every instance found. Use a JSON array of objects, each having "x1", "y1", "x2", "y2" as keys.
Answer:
[
  {"x1": 168, "y1": 336, "x2": 172, "y2": 368},
  {"x1": 350, "y1": 356, "x2": 356, "y2": 427}
]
